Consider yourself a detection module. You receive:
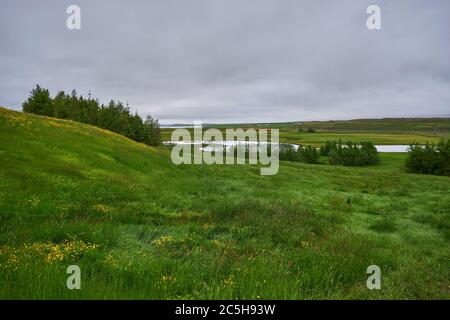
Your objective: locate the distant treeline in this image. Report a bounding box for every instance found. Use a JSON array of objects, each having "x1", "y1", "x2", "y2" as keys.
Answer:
[
  {"x1": 278, "y1": 141, "x2": 380, "y2": 166},
  {"x1": 320, "y1": 140, "x2": 380, "y2": 166},
  {"x1": 22, "y1": 85, "x2": 161, "y2": 146},
  {"x1": 405, "y1": 140, "x2": 450, "y2": 176}
]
